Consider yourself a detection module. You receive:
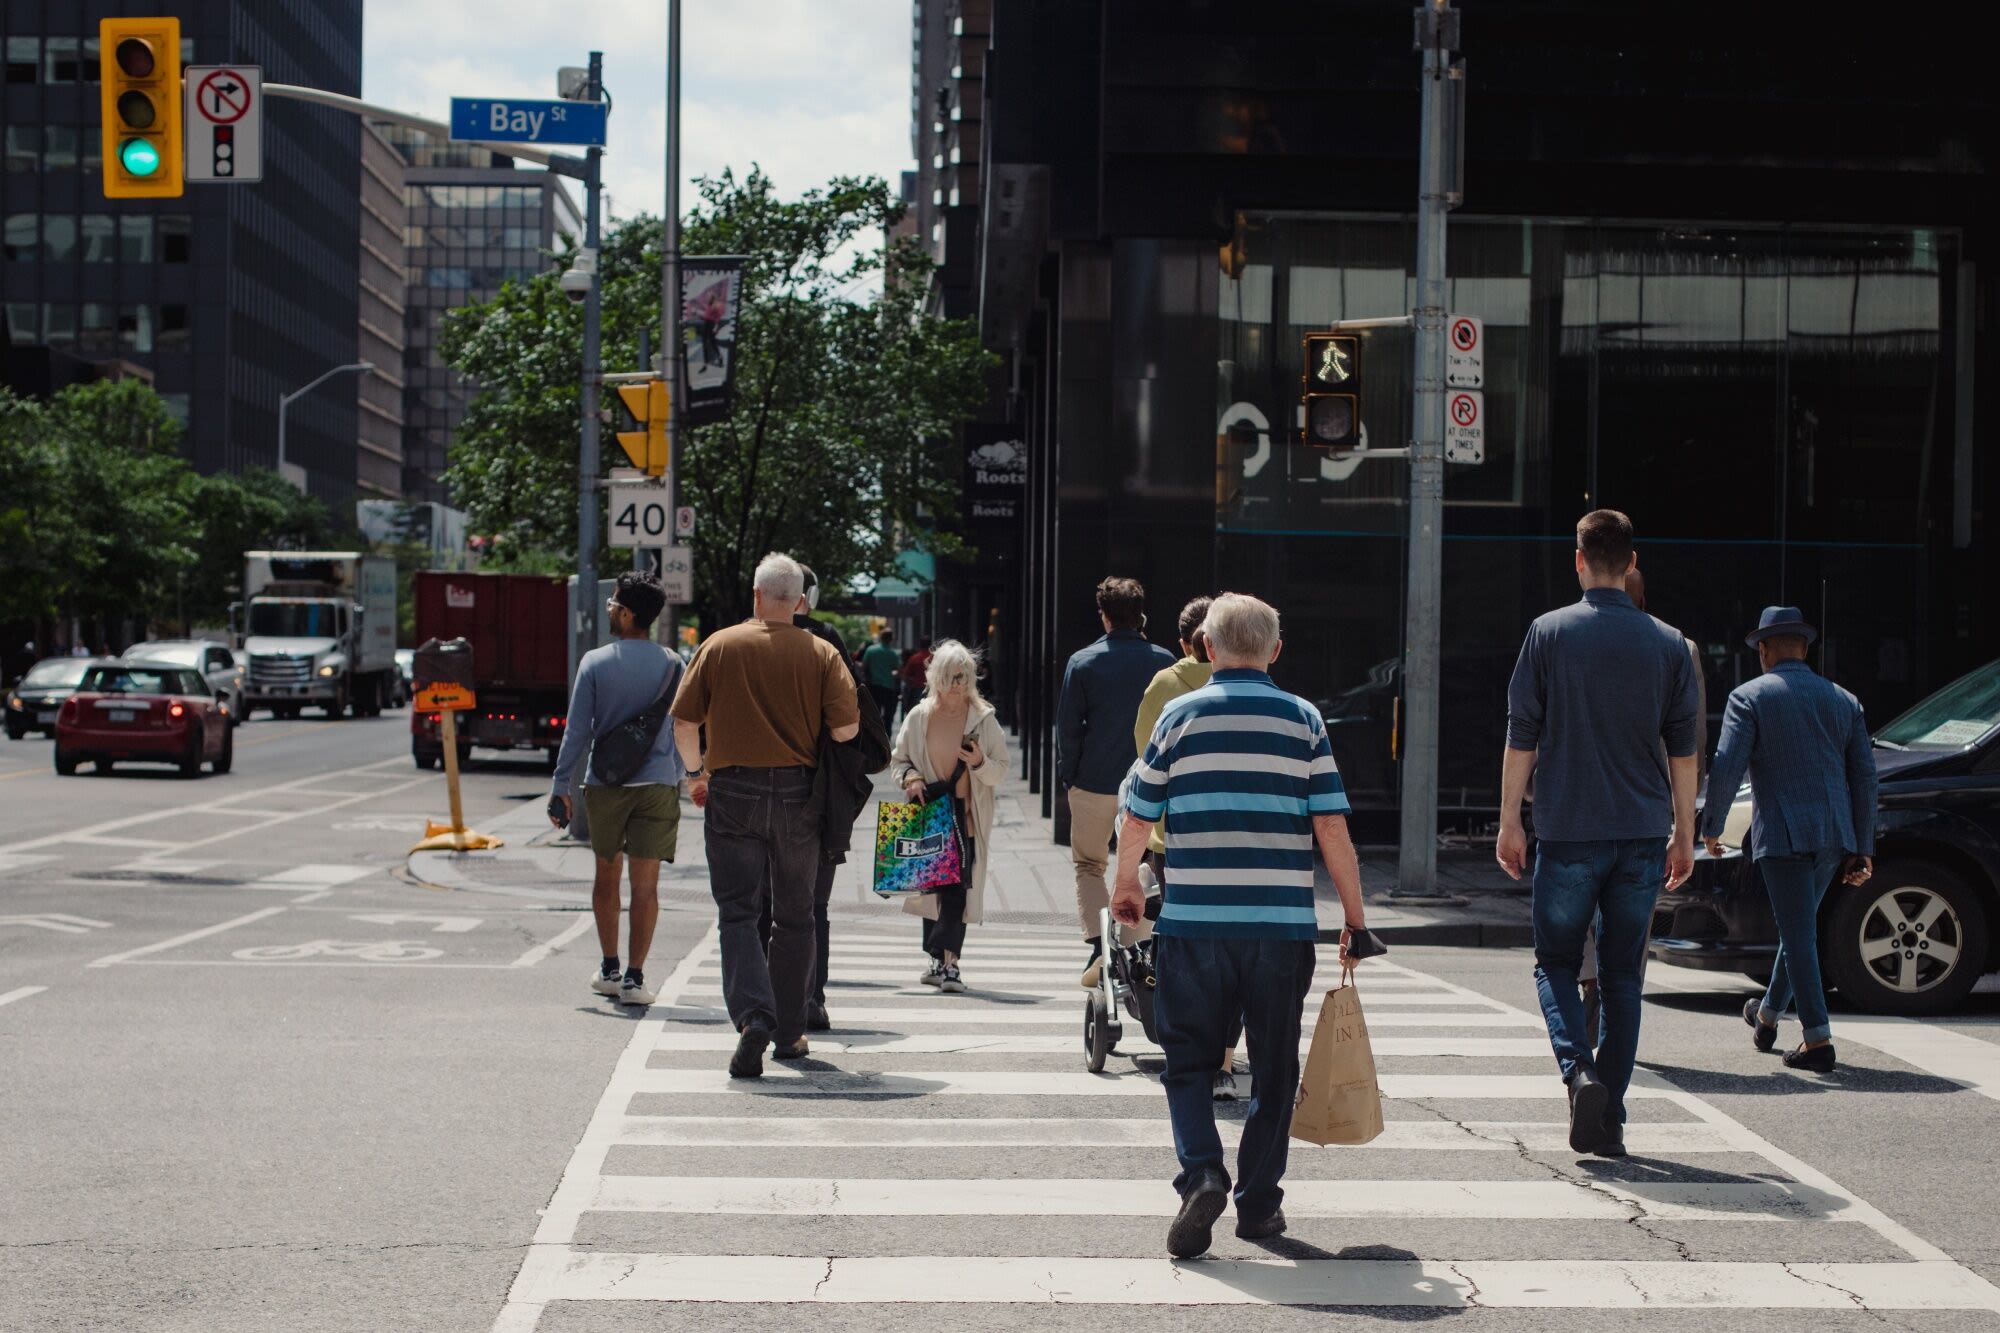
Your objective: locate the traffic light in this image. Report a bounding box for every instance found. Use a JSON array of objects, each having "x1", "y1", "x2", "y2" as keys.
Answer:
[
  {"x1": 99, "y1": 17, "x2": 184, "y2": 199},
  {"x1": 613, "y1": 379, "x2": 670, "y2": 476},
  {"x1": 1300, "y1": 333, "x2": 1361, "y2": 454}
]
